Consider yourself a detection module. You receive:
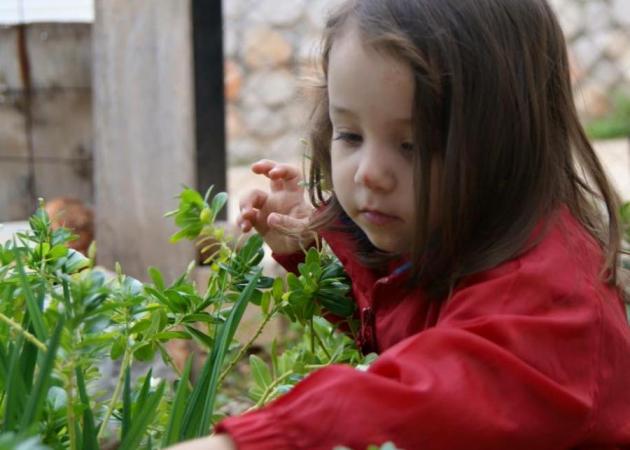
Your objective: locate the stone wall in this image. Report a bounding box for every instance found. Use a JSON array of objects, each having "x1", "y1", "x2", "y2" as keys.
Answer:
[
  {"x1": 0, "y1": 1, "x2": 628, "y2": 220},
  {"x1": 0, "y1": 23, "x2": 92, "y2": 221},
  {"x1": 224, "y1": 0, "x2": 630, "y2": 164},
  {"x1": 550, "y1": 0, "x2": 630, "y2": 118}
]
